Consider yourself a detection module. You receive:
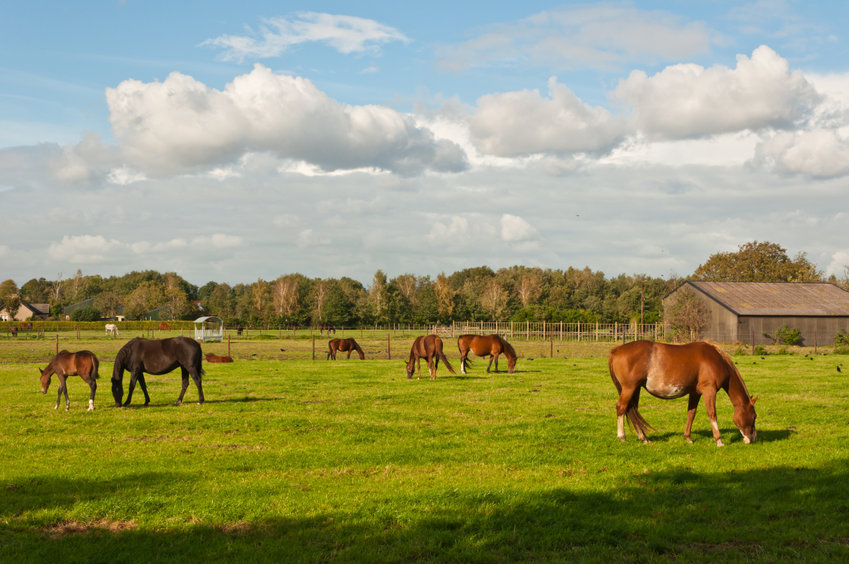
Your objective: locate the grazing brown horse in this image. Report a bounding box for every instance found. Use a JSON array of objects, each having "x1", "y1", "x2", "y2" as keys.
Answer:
[
  {"x1": 609, "y1": 340, "x2": 757, "y2": 446},
  {"x1": 112, "y1": 337, "x2": 205, "y2": 407},
  {"x1": 406, "y1": 334, "x2": 456, "y2": 380},
  {"x1": 158, "y1": 322, "x2": 172, "y2": 332},
  {"x1": 319, "y1": 323, "x2": 336, "y2": 335},
  {"x1": 457, "y1": 334, "x2": 517, "y2": 374},
  {"x1": 327, "y1": 338, "x2": 365, "y2": 360},
  {"x1": 39, "y1": 350, "x2": 100, "y2": 411}
]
